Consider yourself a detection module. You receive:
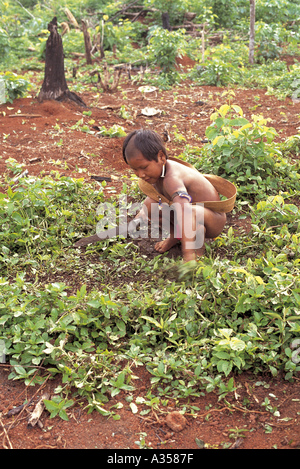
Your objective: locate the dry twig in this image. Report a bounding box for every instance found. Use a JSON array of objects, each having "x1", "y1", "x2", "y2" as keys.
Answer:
[
  {"x1": 27, "y1": 392, "x2": 50, "y2": 428},
  {"x1": 0, "y1": 416, "x2": 13, "y2": 449}
]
